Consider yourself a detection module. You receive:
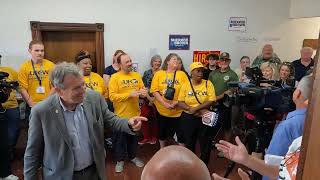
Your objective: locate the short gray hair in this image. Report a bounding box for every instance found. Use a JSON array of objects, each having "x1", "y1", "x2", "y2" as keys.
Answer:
[
  {"x1": 150, "y1": 54, "x2": 162, "y2": 67},
  {"x1": 297, "y1": 74, "x2": 313, "y2": 101},
  {"x1": 50, "y1": 62, "x2": 83, "y2": 89},
  {"x1": 301, "y1": 46, "x2": 313, "y2": 53}
]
